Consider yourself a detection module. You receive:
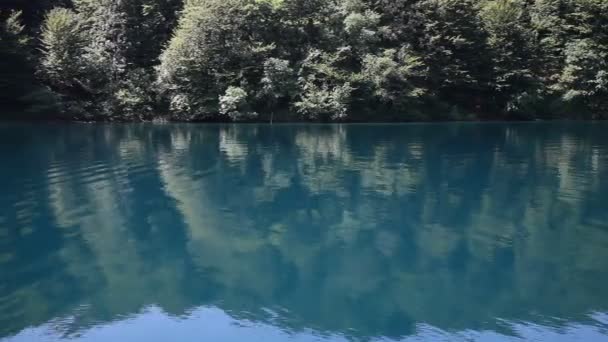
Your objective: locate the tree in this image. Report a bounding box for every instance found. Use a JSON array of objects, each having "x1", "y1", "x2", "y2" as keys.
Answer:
[
  {"x1": 294, "y1": 48, "x2": 354, "y2": 121},
  {"x1": 5, "y1": 0, "x2": 608, "y2": 121},
  {"x1": 361, "y1": 47, "x2": 427, "y2": 112},
  {"x1": 480, "y1": 0, "x2": 539, "y2": 116},
  {"x1": 1, "y1": 10, "x2": 59, "y2": 117},
  {"x1": 40, "y1": 8, "x2": 86, "y2": 94},
  {"x1": 528, "y1": 0, "x2": 608, "y2": 118},
  {"x1": 219, "y1": 86, "x2": 258, "y2": 121},
  {"x1": 341, "y1": 0, "x2": 382, "y2": 53},
  {"x1": 409, "y1": 0, "x2": 492, "y2": 112},
  {"x1": 370, "y1": 0, "x2": 419, "y2": 44},
  {"x1": 529, "y1": 0, "x2": 570, "y2": 86},
  {"x1": 38, "y1": 0, "x2": 182, "y2": 119},
  {"x1": 0, "y1": 11, "x2": 32, "y2": 109},
  {"x1": 1, "y1": 0, "x2": 71, "y2": 31},
  {"x1": 260, "y1": 58, "x2": 296, "y2": 122},
  {"x1": 158, "y1": 0, "x2": 277, "y2": 120},
  {"x1": 556, "y1": 39, "x2": 608, "y2": 118}
]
